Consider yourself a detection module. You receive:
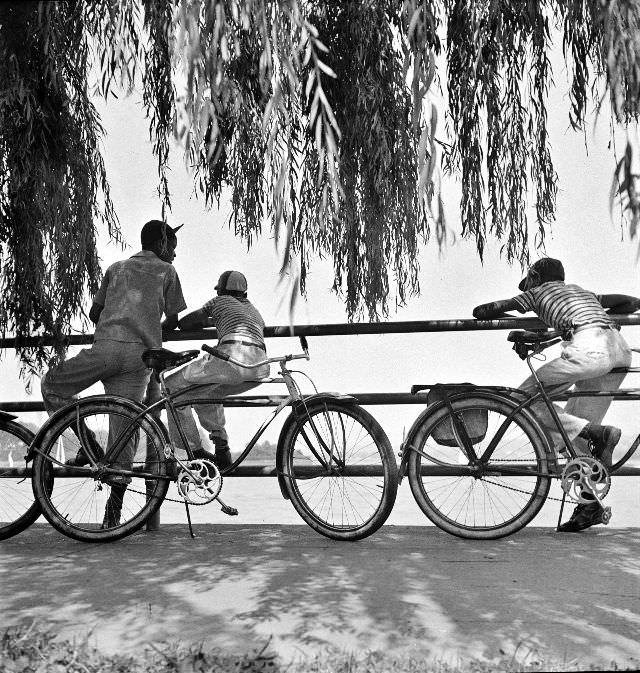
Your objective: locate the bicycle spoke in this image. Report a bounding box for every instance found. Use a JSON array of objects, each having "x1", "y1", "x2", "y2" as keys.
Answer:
[
  {"x1": 33, "y1": 399, "x2": 168, "y2": 542},
  {"x1": 408, "y1": 396, "x2": 551, "y2": 539},
  {"x1": 282, "y1": 402, "x2": 397, "y2": 540},
  {"x1": 0, "y1": 422, "x2": 40, "y2": 540}
]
